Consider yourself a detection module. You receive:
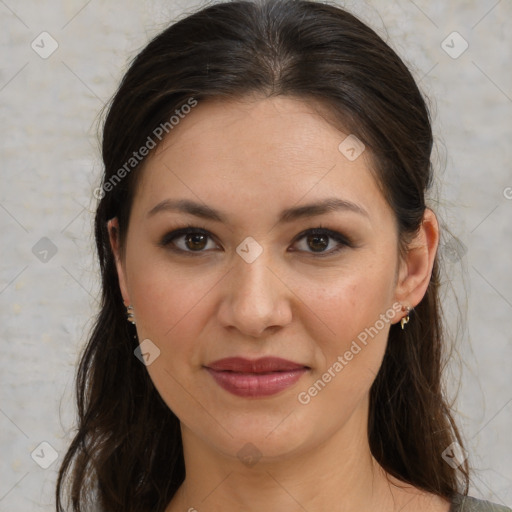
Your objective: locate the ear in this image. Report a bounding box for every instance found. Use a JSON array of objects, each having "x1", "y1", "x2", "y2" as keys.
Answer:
[
  {"x1": 392, "y1": 208, "x2": 439, "y2": 324},
  {"x1": 107, "y1": 218, "x2": 130, "y2": 306}
]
